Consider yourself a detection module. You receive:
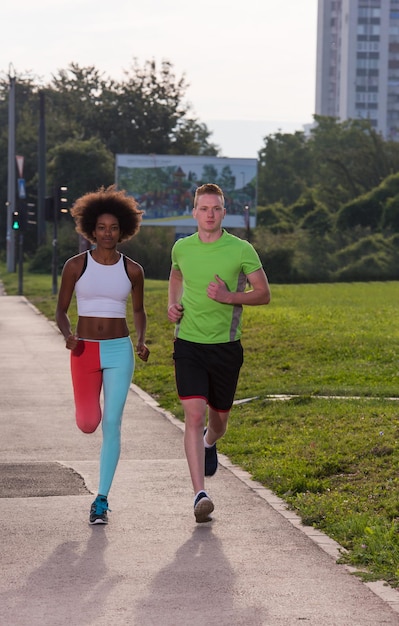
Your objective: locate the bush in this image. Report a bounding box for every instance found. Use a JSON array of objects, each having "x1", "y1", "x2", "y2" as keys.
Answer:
[
  {"x1": 300, "y1": 205, "x2": 333, "y2": 235},
  {"x1": 258, "y1": 247, "x2": 297, "y2": 283},
  {"x1": 28, "y1": 221, "x2": 79, "y2": 273},
  {"x1": 120, "y1": 226, "x2": 175, "y2": 280},
  {"x1": 337, "y1": 195, "x2": 384, "y2": 230},
  {"x1": 28, "y1": 245, "x2": 52, "y2": 273},
  {"x1": 333, "y1": 252, "x2": 393, "y2": 281},
  {"x1": 384, "y1": 195, "x2": 399, "y2": 230},
  {"x1": 256, "y1": 203, "x2": 286, "y2": 227},
  {"x1": 268, "y1": 221, "x2": 295, "y2": 234},
  {"x1": 334, "y1": 234, "x2": 390, "y2": 267},
  {"x1": 290, "y1": 193, "x2": 317, "y2": 220}
]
